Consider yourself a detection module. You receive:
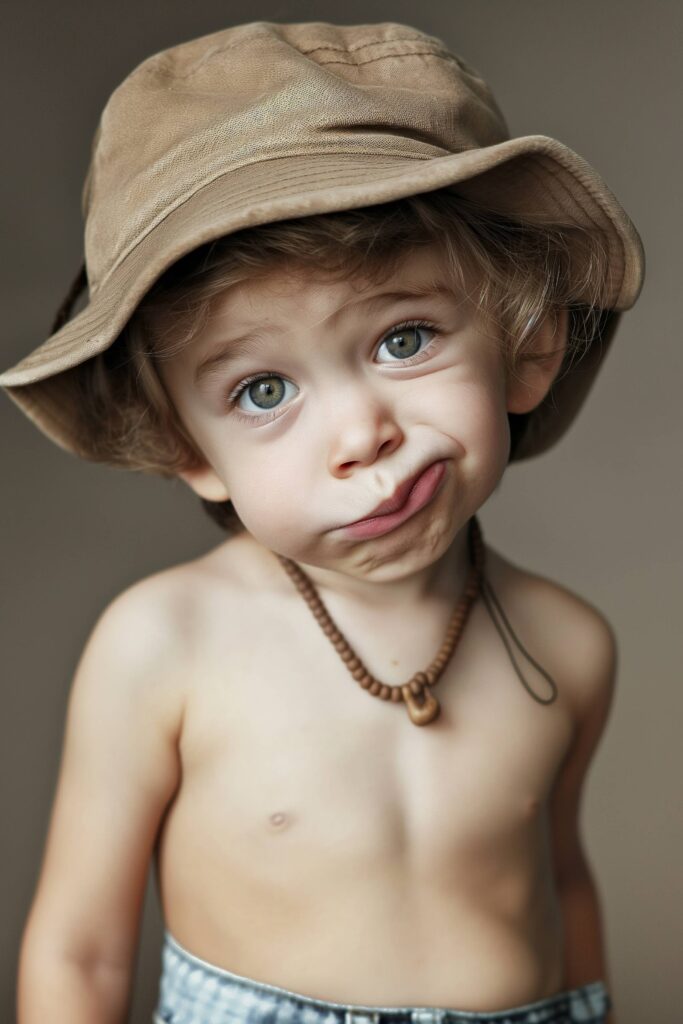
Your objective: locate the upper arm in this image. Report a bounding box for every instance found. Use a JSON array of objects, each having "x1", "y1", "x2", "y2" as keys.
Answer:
[
  {"x1": 22, "y1": 575, "x2": 186, "y2": 970},
  {"x1": 548, "y1": 603, "x2": 618, "y2": 884}
]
